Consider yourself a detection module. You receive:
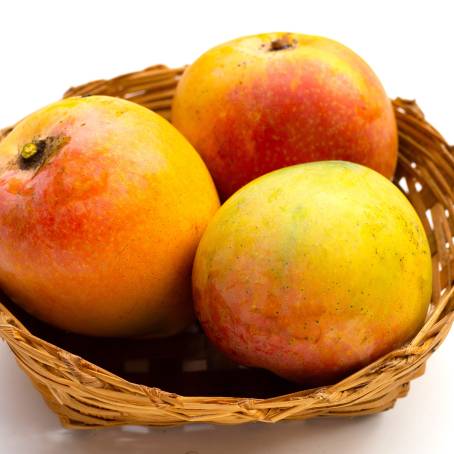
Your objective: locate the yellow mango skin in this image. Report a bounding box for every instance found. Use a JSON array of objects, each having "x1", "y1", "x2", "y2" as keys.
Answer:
[
  {"x1": 193, "y1": 161, "x2": 432, "y2": 384},
  {"x1": 0, "y1": 96, "x2": 220, "y2": 337}
]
